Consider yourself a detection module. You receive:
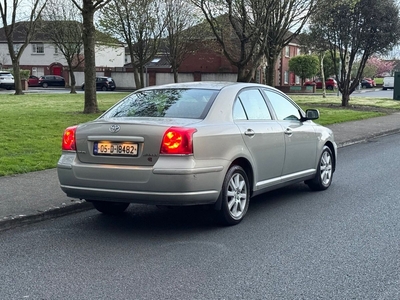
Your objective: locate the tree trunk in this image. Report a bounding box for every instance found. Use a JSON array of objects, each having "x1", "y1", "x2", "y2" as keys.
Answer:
[
  {"x1": 265, "y1": 63, "x2": 275, "y2": 86},
  {"x1": 133, "y1": 68, "x2": 141, "y2": 89},
  {"x1": 320, "y1": 52, "x2": 326, "y2": 98},
  {"x1": 69, "y1": 69, "x2": 77, "y2": 94},
  {"x1": 236, "y1": 66, "x2": 248, "y2": 82},
  {"x1": 139, "y1": 66, "x2": 145, "y2": 88},
  {"x1": 172, "y1": 61, "x2": 178, "y2": 83},
  {"x1": 12, "y1": 60, "x2": 23, "y2": 95},
  {"x1": 265, "y1": 49, "x2": 283, "y2": 87},
  {"x1": 82, "y1": 1, "x2": 99, "y2": 113},
  {"x1": 341, "y1": 92, "x2": 350, "y2": 106}
]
